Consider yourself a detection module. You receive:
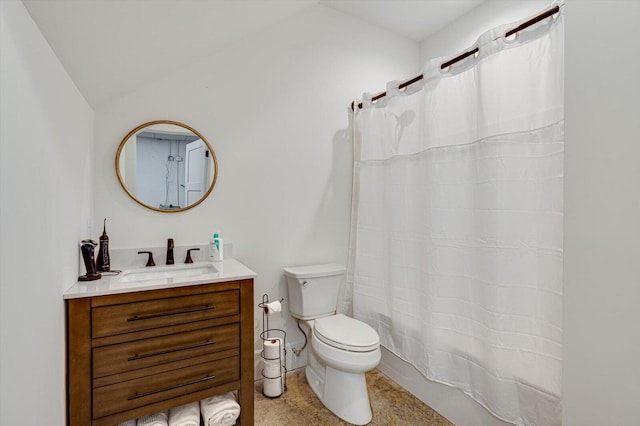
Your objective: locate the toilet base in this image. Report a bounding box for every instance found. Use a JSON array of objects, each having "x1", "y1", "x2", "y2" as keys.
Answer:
[{"x1": 305, "y1": 350, "x2": 373, "y2": 425}]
